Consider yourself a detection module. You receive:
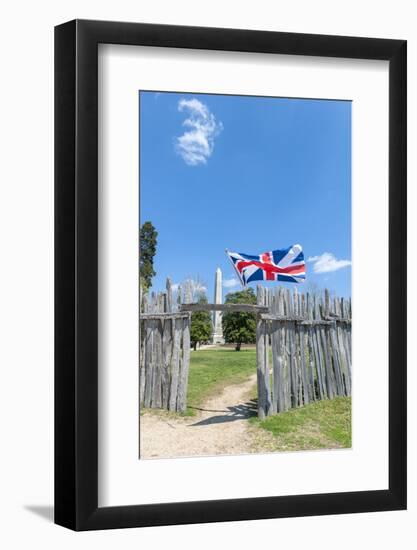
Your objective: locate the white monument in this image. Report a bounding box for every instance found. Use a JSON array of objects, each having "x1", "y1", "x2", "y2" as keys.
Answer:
[{"x1": 212, "y1": 267, "x2": 225, "y2": 344}]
